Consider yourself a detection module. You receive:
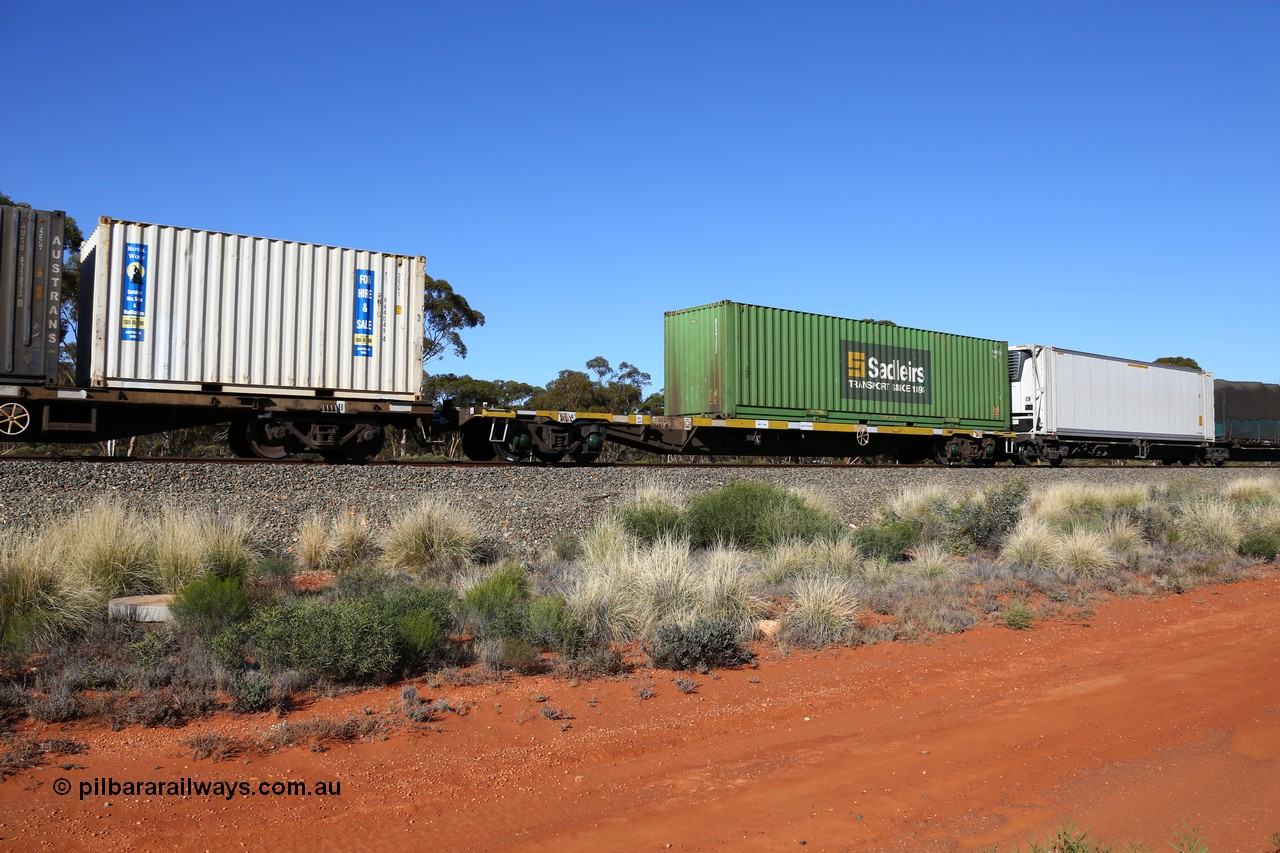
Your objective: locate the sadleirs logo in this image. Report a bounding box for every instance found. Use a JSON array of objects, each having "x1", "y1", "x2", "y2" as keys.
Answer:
[{"x1": 841, "y1": 341, "x2": 932, "y2": 404}]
